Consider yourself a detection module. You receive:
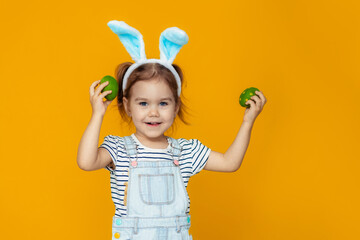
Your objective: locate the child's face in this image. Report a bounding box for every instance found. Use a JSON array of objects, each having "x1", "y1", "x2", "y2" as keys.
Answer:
[{"x1": 123, "y1": 78, "x2": 179, "y2": 141}]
